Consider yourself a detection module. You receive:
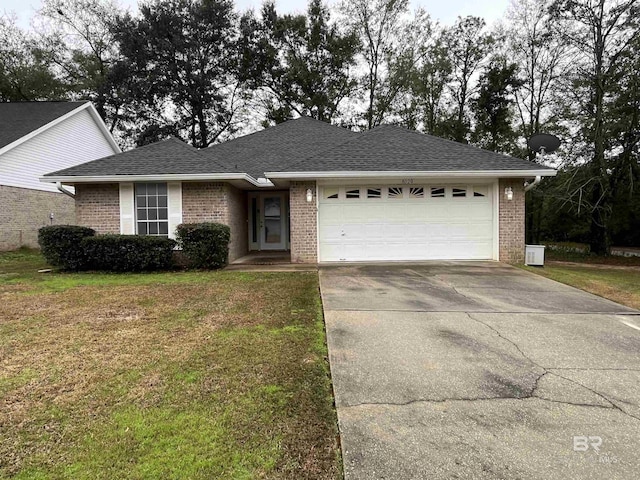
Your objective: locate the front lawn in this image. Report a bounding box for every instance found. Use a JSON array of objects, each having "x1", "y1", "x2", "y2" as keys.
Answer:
[
  {"x1": 522, "y1": 263, "x2": 640, "y2": 310},
  {"x1": 0, "y1": 250, "x2": 341, "y2": 479}
]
